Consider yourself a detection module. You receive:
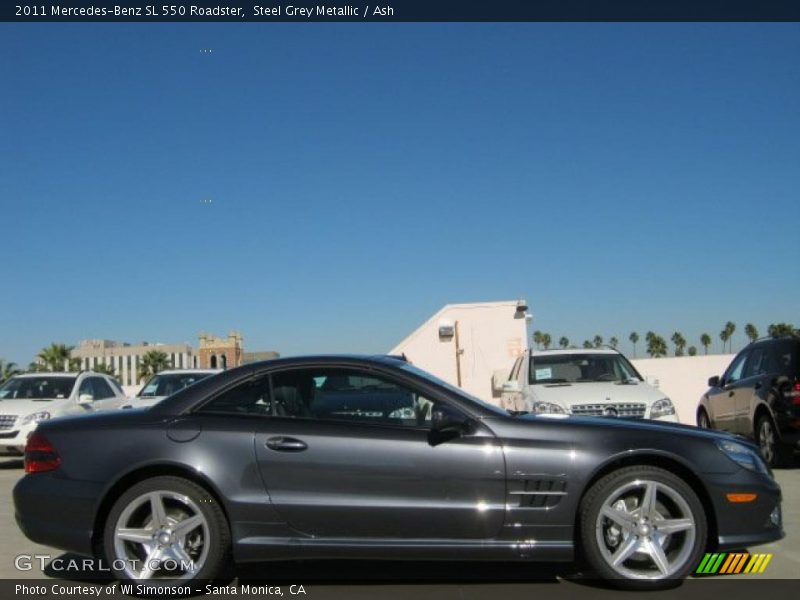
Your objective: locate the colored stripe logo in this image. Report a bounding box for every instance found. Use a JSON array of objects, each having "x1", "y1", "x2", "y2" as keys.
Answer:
[{"x1": 696, "y1": 552, "x2": 773, "y2": 574}]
